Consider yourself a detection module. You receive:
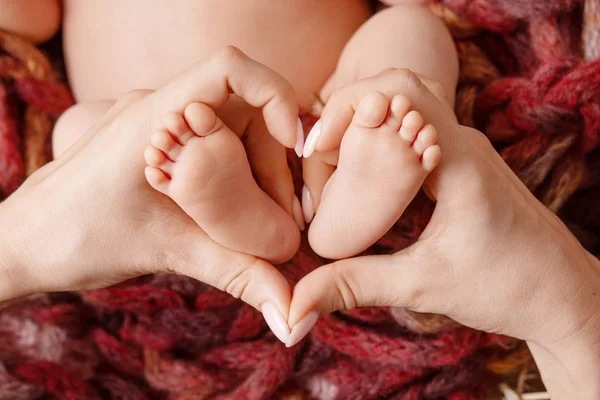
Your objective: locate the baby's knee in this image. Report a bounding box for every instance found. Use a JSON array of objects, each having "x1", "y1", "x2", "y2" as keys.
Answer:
[{"x1": 53, "y1": 101, "x2": 114, "y2": 158}]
